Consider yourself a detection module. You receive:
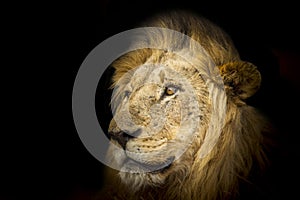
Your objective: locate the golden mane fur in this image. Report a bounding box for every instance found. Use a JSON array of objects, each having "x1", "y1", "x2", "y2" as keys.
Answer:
[{"x1": 97, "y1": 11, "x2": 270, "y2": 200}]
